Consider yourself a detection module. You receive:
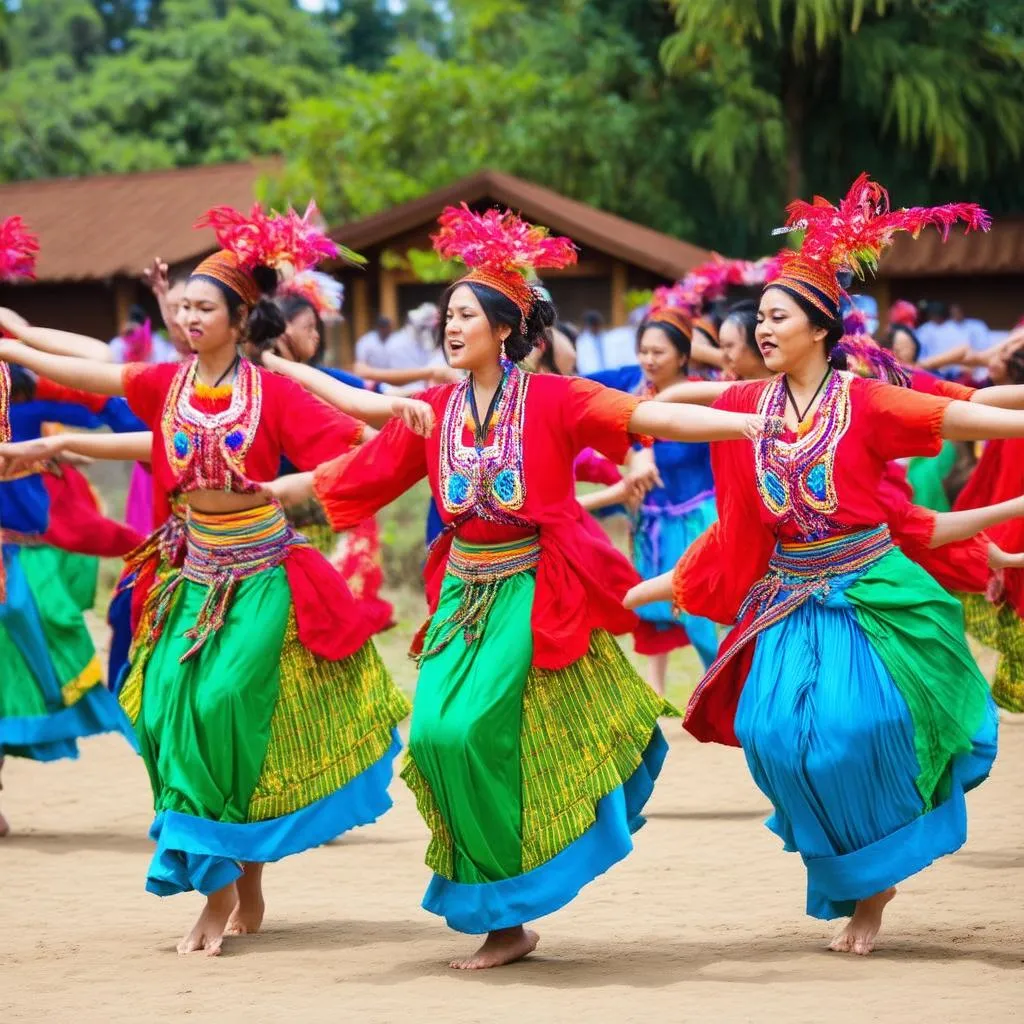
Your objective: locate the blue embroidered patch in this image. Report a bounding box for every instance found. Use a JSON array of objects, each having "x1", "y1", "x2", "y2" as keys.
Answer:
[
  {"x1": 173, "y1": 431, "x2": 190, "y2": 458},
  {"x1": 806, "y1": 462, "x2": 827, "y2": 501},
  {"x1": 493, "y1": 468, "x2": 517, "y2": 503},
  {"x1": 762, "y1": 471, "x2": 786, "y2": 507},
  {"x1": 448, "y1": 473, "x2": 469, "y2": 505},
  {"x1": 224, "y1": 429, "x2": 245, "y2": 451}
]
